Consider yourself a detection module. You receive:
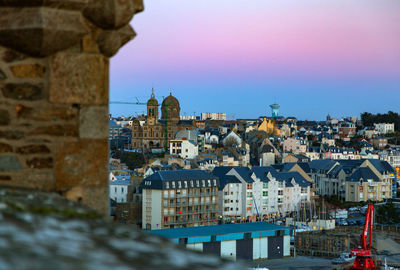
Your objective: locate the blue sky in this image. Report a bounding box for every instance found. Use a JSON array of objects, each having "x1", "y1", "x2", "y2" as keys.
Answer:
[{"x1": 110, "y1": 0, "x2": 400, "y2": 120}]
